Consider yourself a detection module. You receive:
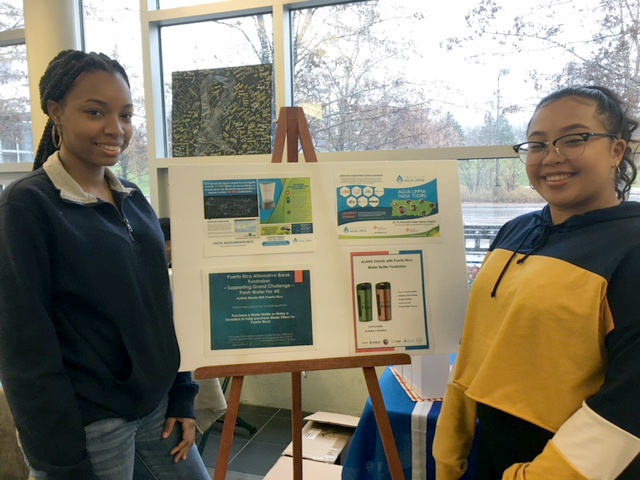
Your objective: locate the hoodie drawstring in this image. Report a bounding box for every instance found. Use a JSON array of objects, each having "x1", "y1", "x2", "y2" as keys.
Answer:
[
  {"x1": 490, "y1": 217, "x2": 549, "y2": 298},
  {"x1": 516, "y1": 225, "x2": 552, "y2": 265},
  {"x1": 490, "y1": 231, "x2": 533, "y2": 298}
]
